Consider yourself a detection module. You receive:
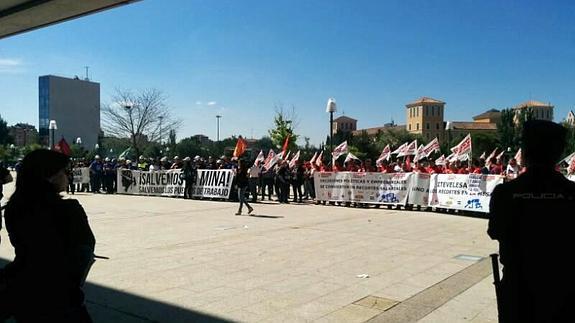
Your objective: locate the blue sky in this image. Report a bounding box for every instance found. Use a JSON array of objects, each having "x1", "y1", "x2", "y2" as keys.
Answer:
[{"x1": 1, "y1": 0, "x2": 574, "y2": 145}]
